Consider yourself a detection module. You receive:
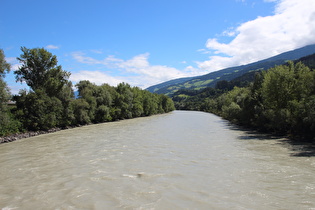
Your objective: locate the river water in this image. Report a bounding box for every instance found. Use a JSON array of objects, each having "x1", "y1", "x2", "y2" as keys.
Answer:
[{"x1": 0, "y1": 111, "x2": 314, "y2": 209}]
